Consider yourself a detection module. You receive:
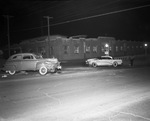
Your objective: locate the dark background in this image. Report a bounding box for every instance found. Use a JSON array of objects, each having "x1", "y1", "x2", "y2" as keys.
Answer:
[{"x1": 0, "y1": 0, "x2": 150, "y2": 48}]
